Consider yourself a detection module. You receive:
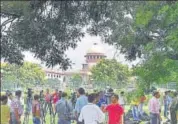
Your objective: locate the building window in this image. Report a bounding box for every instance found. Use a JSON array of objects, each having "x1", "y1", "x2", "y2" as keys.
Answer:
[
  {"x1": 57, "y1": 75, "x2": 58, "y2": 78},
  {"x1": 97, "y1": 56, "x2": 99, "y2": 59}
]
